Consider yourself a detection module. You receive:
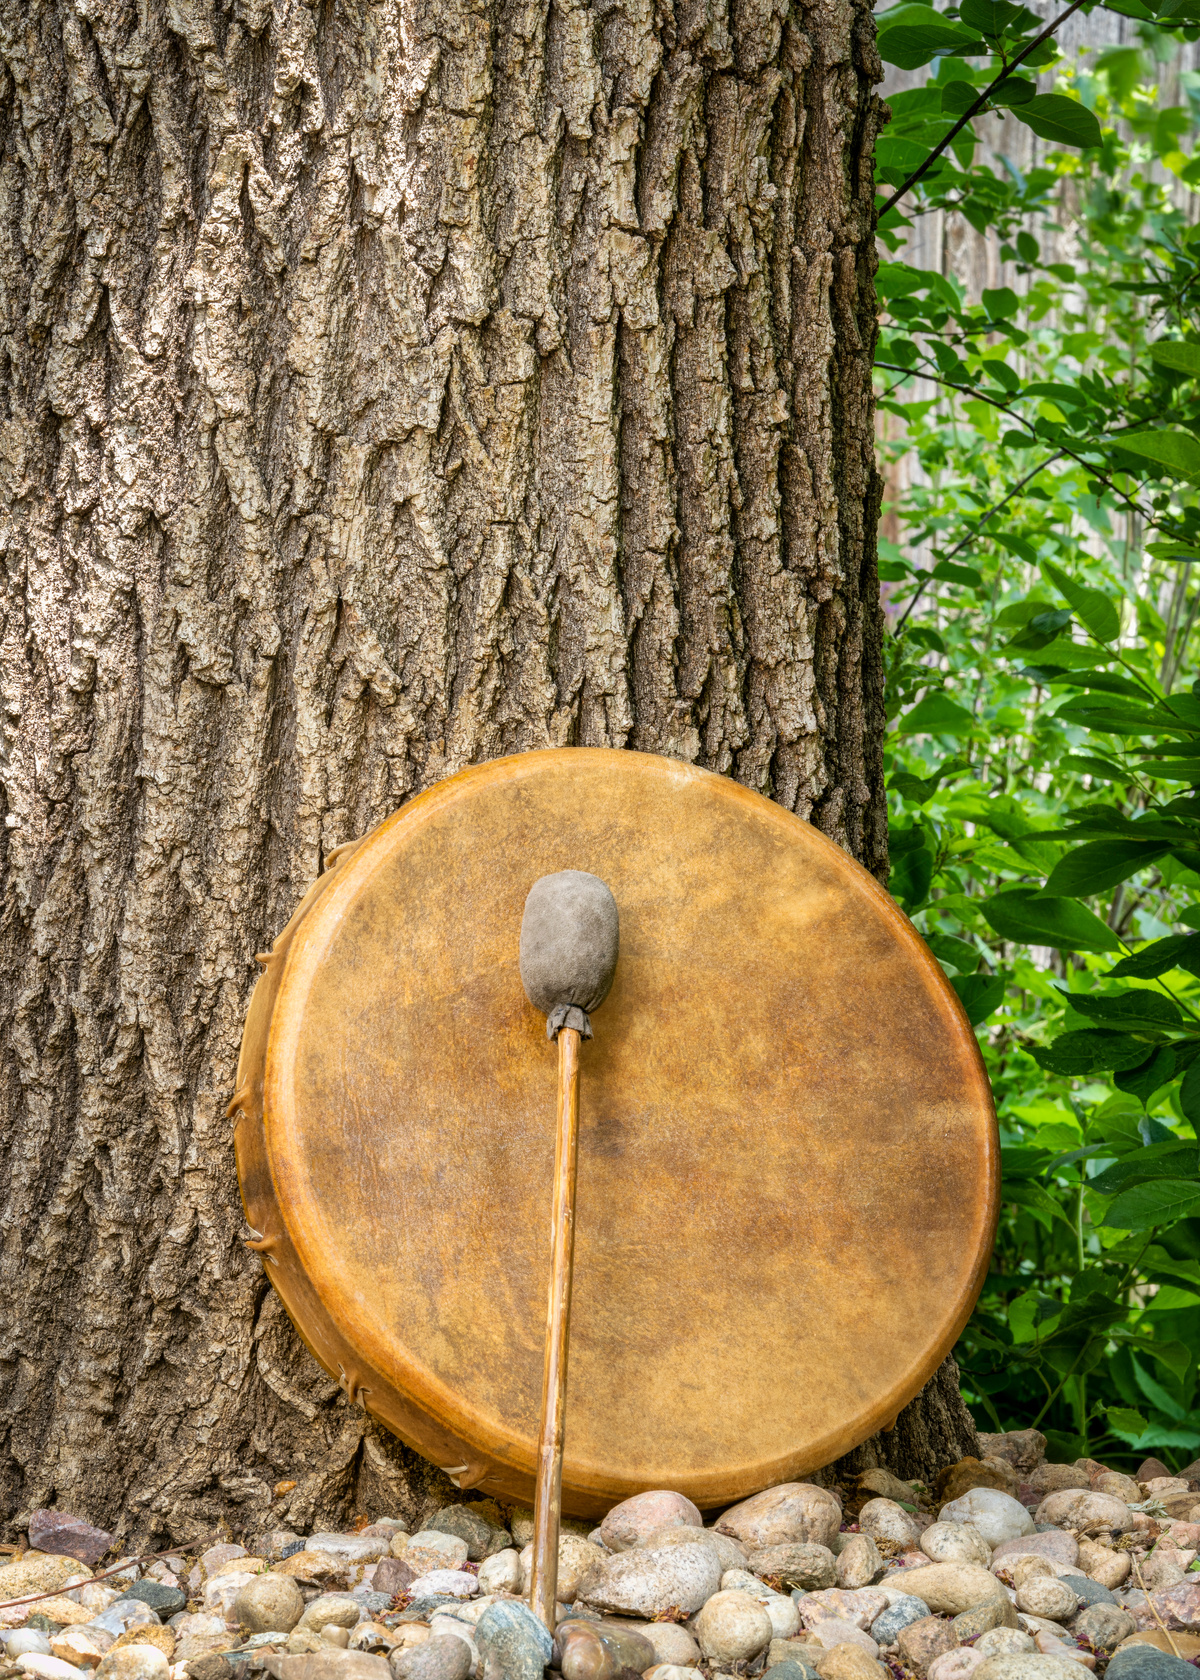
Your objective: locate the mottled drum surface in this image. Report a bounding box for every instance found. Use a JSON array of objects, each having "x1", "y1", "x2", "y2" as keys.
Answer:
[{"x1": 237, "y1": 748, "x2": 998, "y2": 1515}]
